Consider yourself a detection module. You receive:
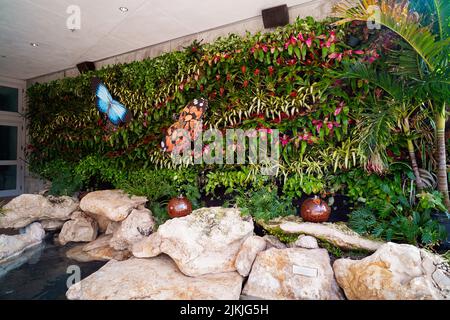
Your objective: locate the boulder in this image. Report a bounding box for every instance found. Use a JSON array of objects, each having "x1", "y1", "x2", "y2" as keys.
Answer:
[
  {"x1": 333, "y1": 242, "x2": 450, "y2": 300},
  {"x1": 105, "y1": 221, "x2": 120, "y2": 235},
  {"x1": 131, "y1": 232, "x2": 162, "y2": 258},
  {"x1": 58, "y1": 212, "x2": 98, "y2": 245},
  {"x1": 81, "y1": 234, "x2": 131, "y2": 261},
  {"x1": 263, "y1": 235, "x2": 287, "y2": 249},
  {"x1": 79, "y1": 190, "x2": 147, "y2": 222},
  {"x1": 0, "y1": 242, "x2": 44, "y2": 279},
  {"x1": 0, "y1": 194, "x2": 78, "y2": 229},
  {"x1": 243, "y1": 248, "x2": 344, "y2": 300},
  {"x1": 85, "y1": 212, "x2": 112, "y2": 233},
  {"x1": 154, "y1": 207, "x2": 254, "y2": 276},
  {"x1": 0, "y1": 223, "x2": 46, "y2": 263},
  {"x1": 235, "y1": 236, "x2": 266, "y2": 277},
  {"x1": 288, "y1": 235, "x2": 319, "y2": 249},
  {"x1": 39, "y1": 219, "x2": 66, "y2": 231},
  {"x1": 109, "y1": 208, "x2": 155, "y2": 251},
  {"x1": 66, "y1": 255, "x2": 243, "y2": 300},
  {"x1": 280, "y1": 221, "x2": 383, "y2": 251},
  {"x1": 66, "y1": 244, "x2": 98, "y2": 263}
]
